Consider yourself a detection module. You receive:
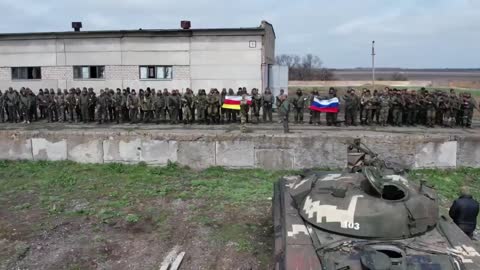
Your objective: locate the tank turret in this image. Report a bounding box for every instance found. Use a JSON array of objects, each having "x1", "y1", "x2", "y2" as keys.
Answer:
[{"x1": 273, "y1": 141, "x2": 480, "y2": 270}]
